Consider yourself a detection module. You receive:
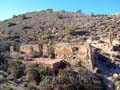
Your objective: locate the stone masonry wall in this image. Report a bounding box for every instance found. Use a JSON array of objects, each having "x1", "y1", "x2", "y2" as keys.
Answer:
[
  {"x1": 20, "y1": 42, "x2": 95, "y2": 71},
  {"x1": 20, "y1": 44, "x2": 40, "y2": 54},
  {"x1": 53, "y1": 42, "x2": 94, "y2": 70}
]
